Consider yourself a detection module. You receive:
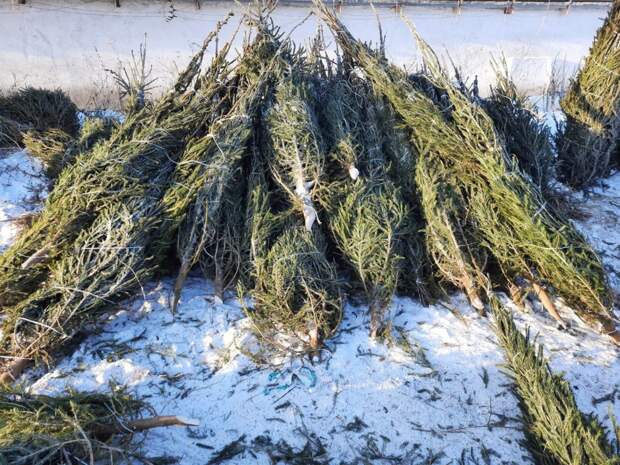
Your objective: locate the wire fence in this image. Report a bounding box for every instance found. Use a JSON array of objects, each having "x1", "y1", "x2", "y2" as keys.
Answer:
[{"x1": 6, "y1": 0, "x2": 617, "y2": 8}]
